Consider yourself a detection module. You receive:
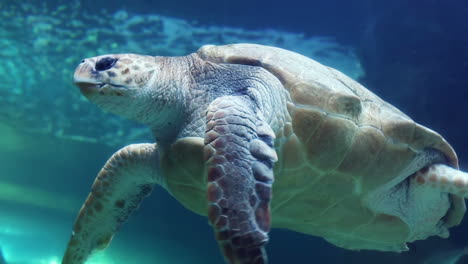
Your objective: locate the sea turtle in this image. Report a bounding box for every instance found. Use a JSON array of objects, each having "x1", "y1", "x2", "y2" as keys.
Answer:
[{"x1": 63, "y1": 44, "x2": 467, "y2": 264}]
